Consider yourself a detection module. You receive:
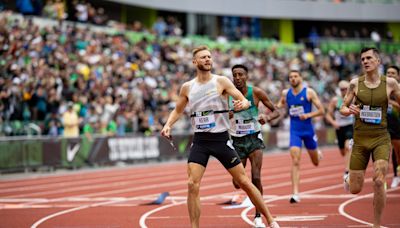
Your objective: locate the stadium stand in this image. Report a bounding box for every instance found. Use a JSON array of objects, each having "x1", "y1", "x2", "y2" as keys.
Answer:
[{"x1": 0, "y1": 6, "x2": 399, "y2": 138}]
